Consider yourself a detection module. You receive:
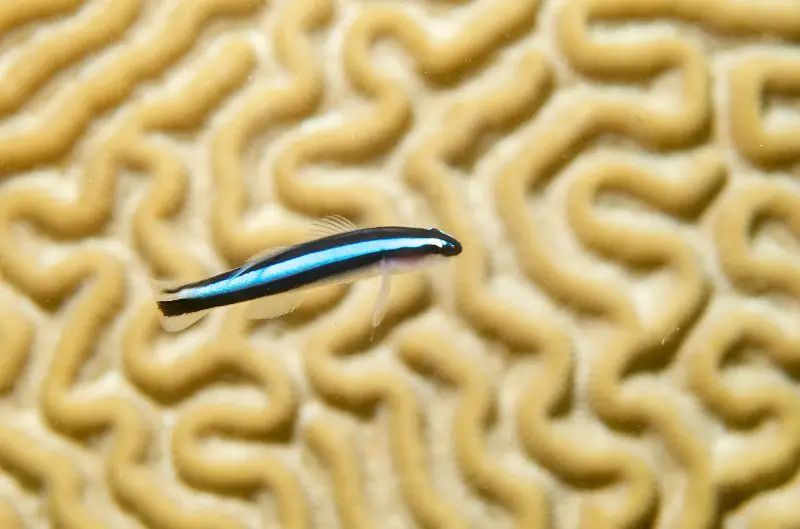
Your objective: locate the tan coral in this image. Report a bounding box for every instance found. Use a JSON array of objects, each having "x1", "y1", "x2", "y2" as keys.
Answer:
[
  {"x1": 0, "y1": 0, "x2": 141, "y2": 116},
  {"x1": 729, "y1": 54, "x2": 800, "y2": 170},
  {"x1": 686, "y1": 308, "x2": 800, "y2": 513},
  {"x1": 0, "y1": 0, "x2": 86, "y2": 35},
  {"x1": 715, "y1": 181, "x2": 800, "y2": 299},
  {"x1": 567, "y1": 152, "x2": 724, "y2": 528},
  {"x1": 0, "y1": 0, "x2": 799, "y2": 527},
  {"x1": 398, "y1": 325, "x2": 550, "y2": 529},
  {"x1": 0, "y1": 0, "x2": 265, "y2": 174}
]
